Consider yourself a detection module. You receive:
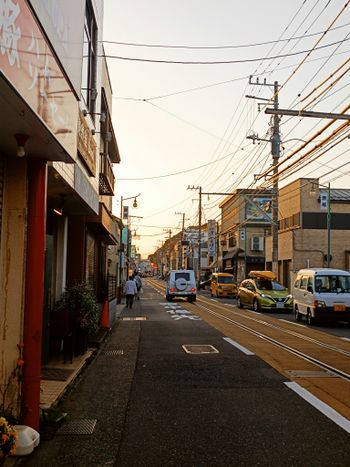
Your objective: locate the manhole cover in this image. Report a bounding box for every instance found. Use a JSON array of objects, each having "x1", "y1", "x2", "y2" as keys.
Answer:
[
  {"x1": 57, "y1": 419, "x2": 97, "y2": 435},
  {"x1": 182, "y1": 345, "x2": 219, "y2": 354},
  {"x1": 286, "y1": 370, "x2": 338, "y2": 378},
  {"x1": 121, "y1": 317, "x2": 147, "y2": 321},
  {"x1": 101, "y1": 350, "x2": 124, "y2": 356}
]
